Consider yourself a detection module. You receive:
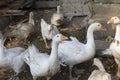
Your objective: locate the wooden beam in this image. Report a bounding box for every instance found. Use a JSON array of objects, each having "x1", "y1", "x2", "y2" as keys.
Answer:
[
  {"x1": 20, "y1": 0, "x2": 35, "y2": 8},
  {"x1": 0, "y1": 1, "x2": 8, "y2": 6},
  {"x1": 0, "y1": 0, "x2": 34, "y2": 10},
  {"x1": 0, "y1": 10, "x2": 27, "y2": 16}
]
